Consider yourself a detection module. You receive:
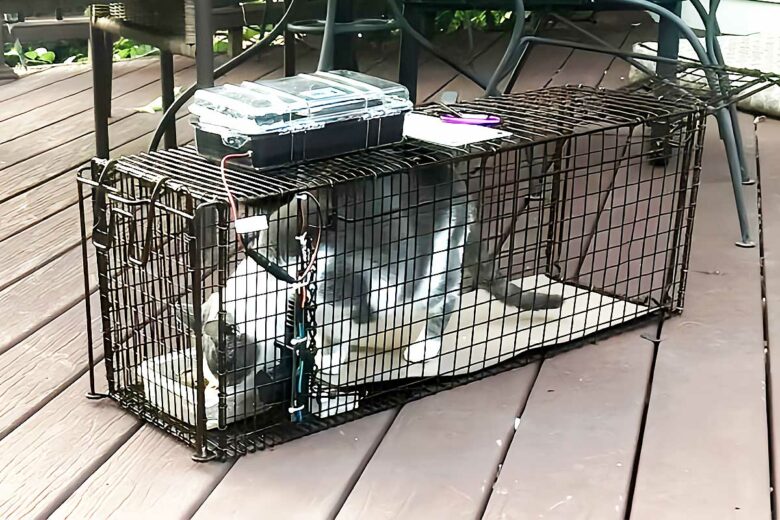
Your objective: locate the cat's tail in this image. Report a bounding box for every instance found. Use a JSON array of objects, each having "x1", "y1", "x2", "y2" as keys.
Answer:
[{"x1": 487, "y1": 278, "x2": 564, "y2": 311}]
